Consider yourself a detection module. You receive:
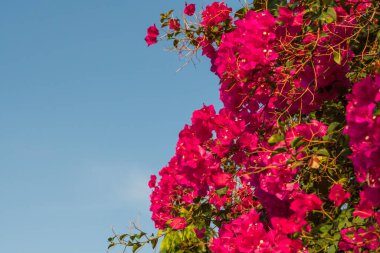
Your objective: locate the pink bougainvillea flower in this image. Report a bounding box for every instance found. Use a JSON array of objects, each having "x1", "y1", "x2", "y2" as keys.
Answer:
[
  {"x1": 145, "y1": 2, "x2": 380, "y2": 252},
  {"x1": 271, "y1": 214, "x2": 307, "y2": 234},
  {"x1": 328, "y1": 184, "x2": 351, "y2": 207},
  {"x1": 340, "y1": 226, "x2": 380, "y2": 251},
  {"x1": 346, "y1": 75, "x2": 380, "y2": 219},
  {"x1": 210, "y1": 208, "x2": 304, "y2": 252},
  {"x1": 200, "y1": 2, "x2": 232, "y2": 27},
  {"x1": 144, "y1": 24, "x2": 159, "y2": 46},
  {"x1": 290, "y1": 193, "x2": 323, "y2": 215},
  {"x1": 170, "y1": 217, "x2": 187, "y2": 230},
  {"x1": 210, "y1": 172, "x2": 230, "y2": 188},
  {"x1": 168, "y1": 19, "x2": 180, "y2": 30},
  {"x1": 209, "y1": 208, "x2": 265, "y2": 252},
  {"x1": 194, "y1": 228, "x2": 205, "y2": 238},
  {"x1": 354, "y1": 186, "x2": 380, "y2": 218},
  {"x1": 148, "y1": 175, "x2": 157, "y2": 188},
  {"x1": 184, "y1": 3, "x2": 195, "y2": 16}
]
